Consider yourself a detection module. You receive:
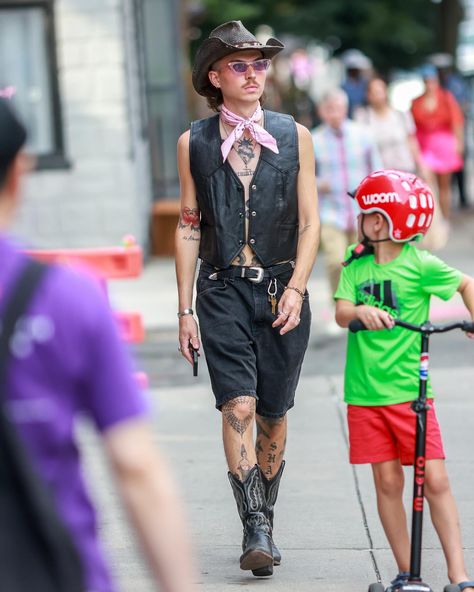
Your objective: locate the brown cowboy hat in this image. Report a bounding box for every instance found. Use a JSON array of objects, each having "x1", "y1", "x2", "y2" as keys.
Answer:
[{"x1": 192, "y1": 20, "x2": 284, "y2": 97}]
